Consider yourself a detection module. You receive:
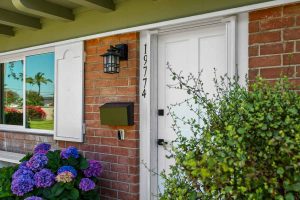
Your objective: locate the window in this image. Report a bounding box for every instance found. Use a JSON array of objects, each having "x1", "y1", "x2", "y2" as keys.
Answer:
[
  {"x1": 0, "y1": 52, "x2": 55, "y2": 132},
  {"x1": 0, "y1": 41, "x2": 84, "y2": 142}
]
